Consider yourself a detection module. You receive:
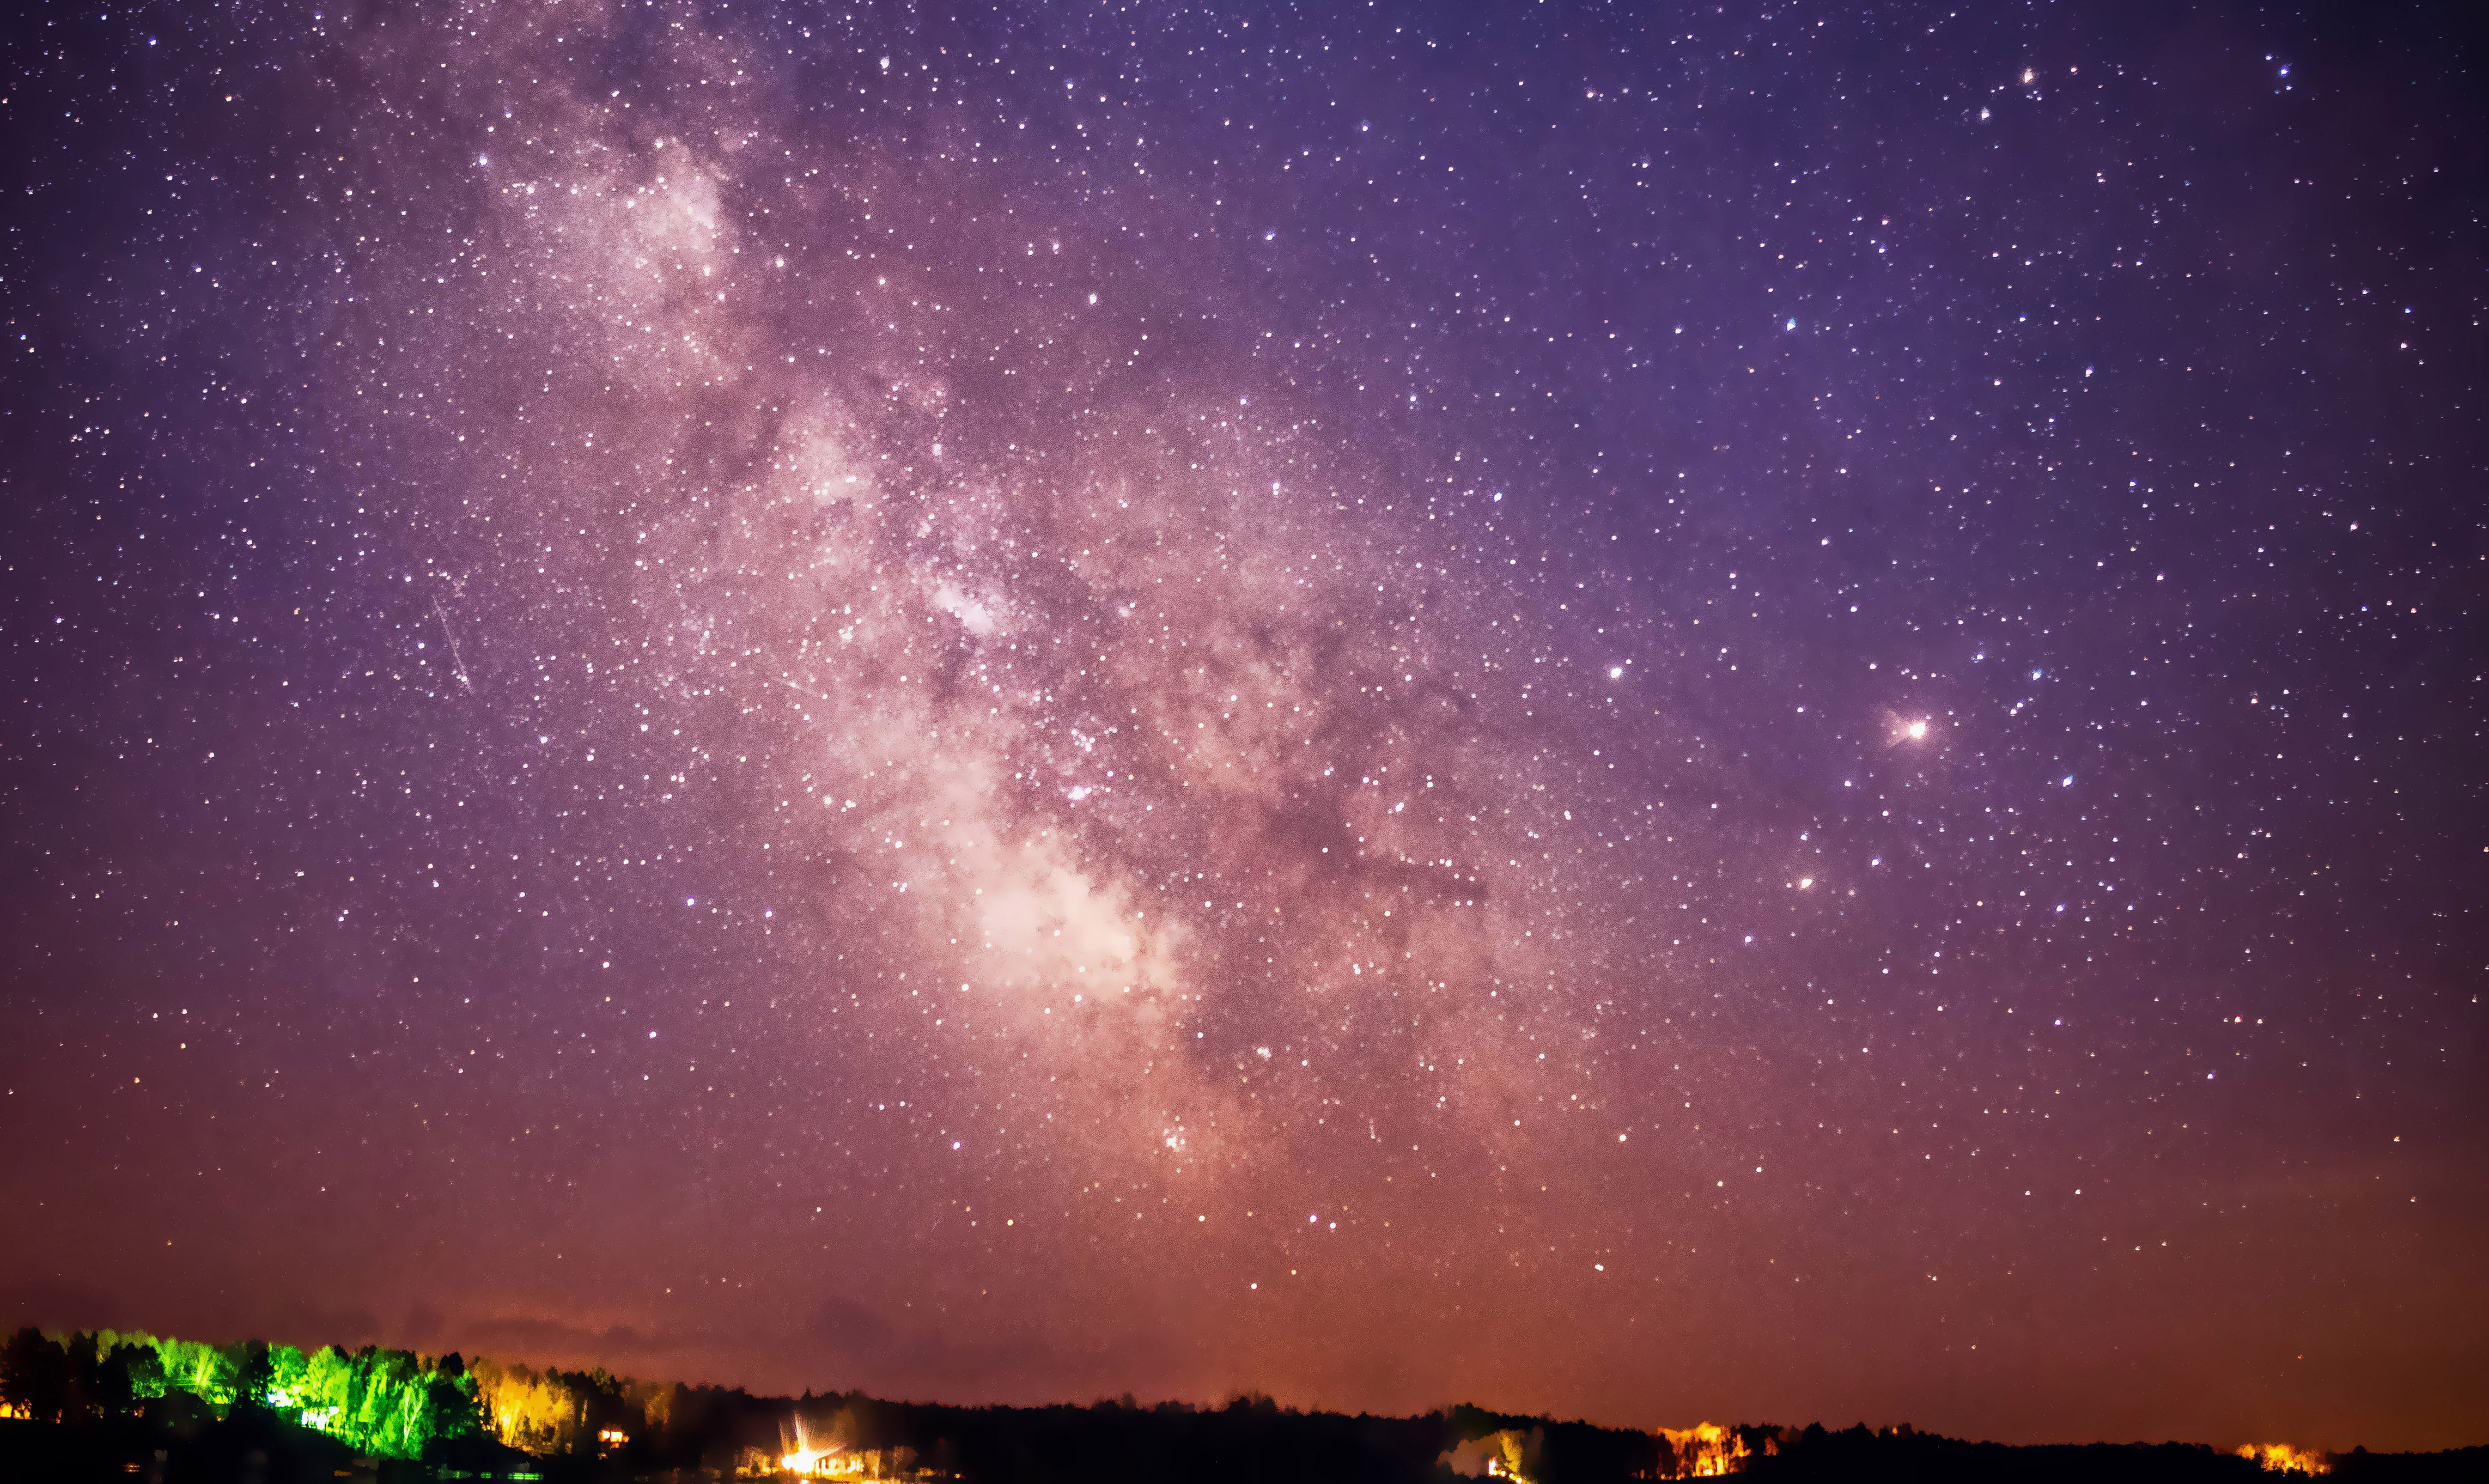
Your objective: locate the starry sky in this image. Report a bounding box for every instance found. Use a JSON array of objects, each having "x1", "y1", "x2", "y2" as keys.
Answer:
[{"x1": 3, "y1": 0, "x2": 2483, "y2": 1454}]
